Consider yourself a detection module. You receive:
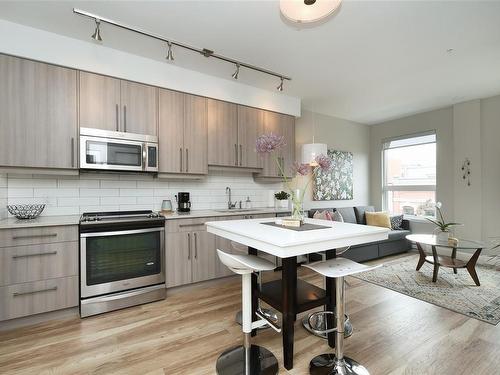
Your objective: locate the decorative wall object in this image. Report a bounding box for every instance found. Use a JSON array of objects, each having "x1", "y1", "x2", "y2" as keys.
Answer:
[
  {"x1": 313, "y1": 149, "x2": 353, "y2": 200},
  {"x1": 461, "y1": 158, "x2": 471, "y2": 186}
]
